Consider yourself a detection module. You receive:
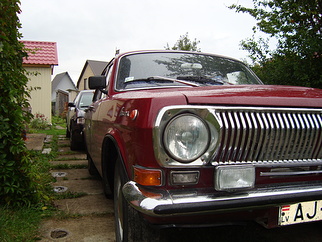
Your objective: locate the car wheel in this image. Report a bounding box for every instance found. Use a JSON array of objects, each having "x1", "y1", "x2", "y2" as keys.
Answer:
[
  {"x1": 102, "y1": 163, "x2": 113, "y2": 199},
  {"x1": 70, "y1": 129, "x2": 79, "y2": 151},
  {"x1": 87, "y1": 154, "x2": 99, "y2": 177},
  {"x1": 66, "y1": 127, "x2": 70, "y2": 138},
  {"x1": 114, "y1": 159, "x2": 160, "y2": 242}
]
